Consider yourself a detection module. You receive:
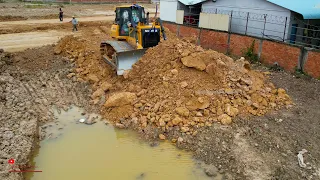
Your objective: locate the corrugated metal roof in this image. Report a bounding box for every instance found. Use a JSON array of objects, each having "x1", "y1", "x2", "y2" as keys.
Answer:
[
  {"x1": 178, "y1": 0, "x2": 207, "y2": 6},
  {"x1": 267, "y1": 0, "x2": 320, "y2": 19}
]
